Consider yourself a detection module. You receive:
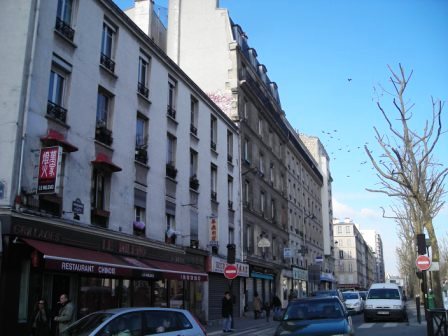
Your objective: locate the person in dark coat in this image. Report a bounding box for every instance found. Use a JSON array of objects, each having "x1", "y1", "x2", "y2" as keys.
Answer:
[
  {"x1": 31, "y1": 299, "x2": 51, "y2": 336},
  {"x1": 221, "y1": 291, "x2": 233, "y2": 332},
  {"x1": 272, "y1": 295, "x2": 282, "y2": 318},
  {"x1": 54, "y1": 293, "x2": 75, "y2": 334}
]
